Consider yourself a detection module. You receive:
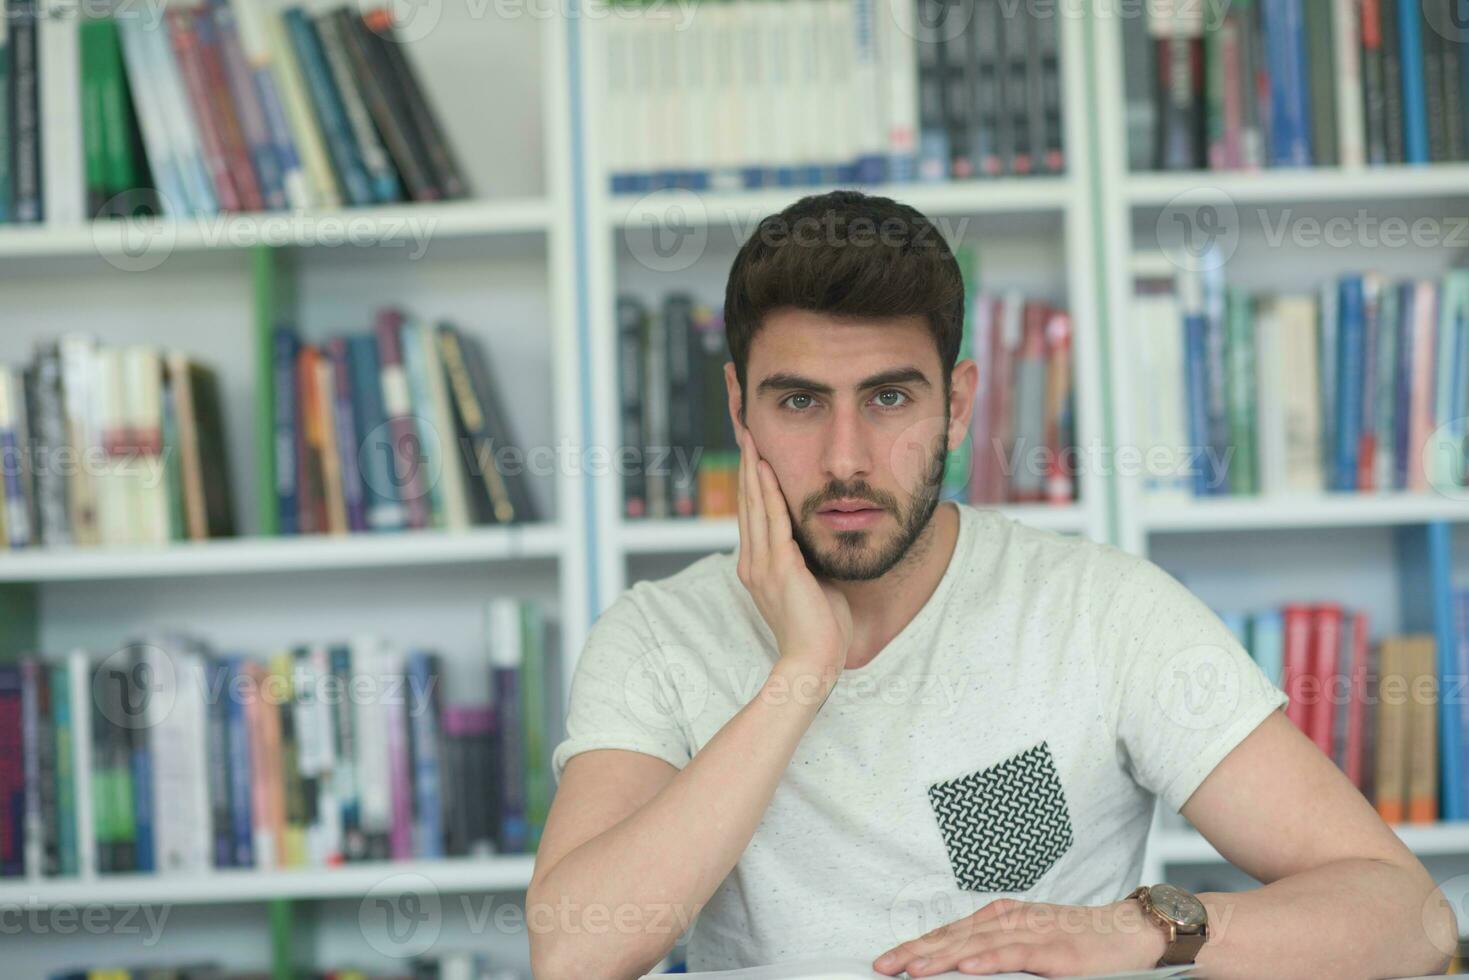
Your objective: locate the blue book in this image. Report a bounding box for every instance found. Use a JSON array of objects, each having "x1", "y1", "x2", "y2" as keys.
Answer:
[
  {"x1": 225, "y1": 657, "x2": 255, "y2": 868},
  {"x1": 272, "y1": 327, "x2": 300, "y2": 535},
  {"x1": 204, "y1": 660, "x2": 233, "y2": 868},
  {"x1": 205, "y1": 0, "x2": 285, "y2": 211},
  {"x1": 282, "y1": 7, "x2": 373, "y2": 206},
  {"x1": 1263, "y1": 0, "x2": 1313, "y2": 165},
  {"x1": 1335, "y1": 275, "x2": 1366, "y2": 491},
  {"x1": 130, "y1": 738, "x2": 154, "y2": 873},
  {"x1": 406, "y1": 652, "x2": 444, "y2": 860},
  {"x1": 1252, "y1": 610, "x2": 1286, "y2": 689},
  {"x1": 1184, "y1": 310, "x2": 1212, "y2": 496},
  {"x1": 1398, "y1": 0, "x2": 1430, "y2": 163},
  {"x1": 347, "y1": 334, "x2": 404, "y2": 531},
  {"x1": 1393, "y1": 283, "x2": 1416, "y2": 491}
]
